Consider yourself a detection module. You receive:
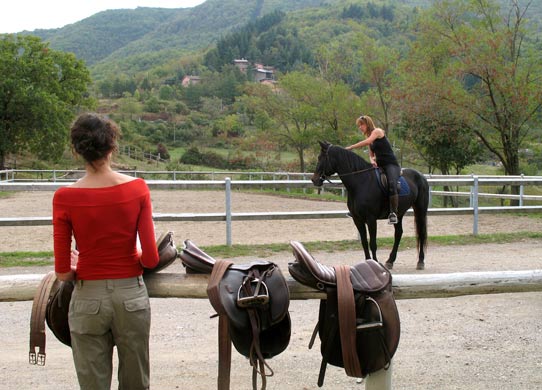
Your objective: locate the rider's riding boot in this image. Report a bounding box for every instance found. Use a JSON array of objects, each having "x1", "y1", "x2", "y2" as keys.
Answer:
[{"x1": 388, "y1": 194, "x2": 399, "y2": 224}]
